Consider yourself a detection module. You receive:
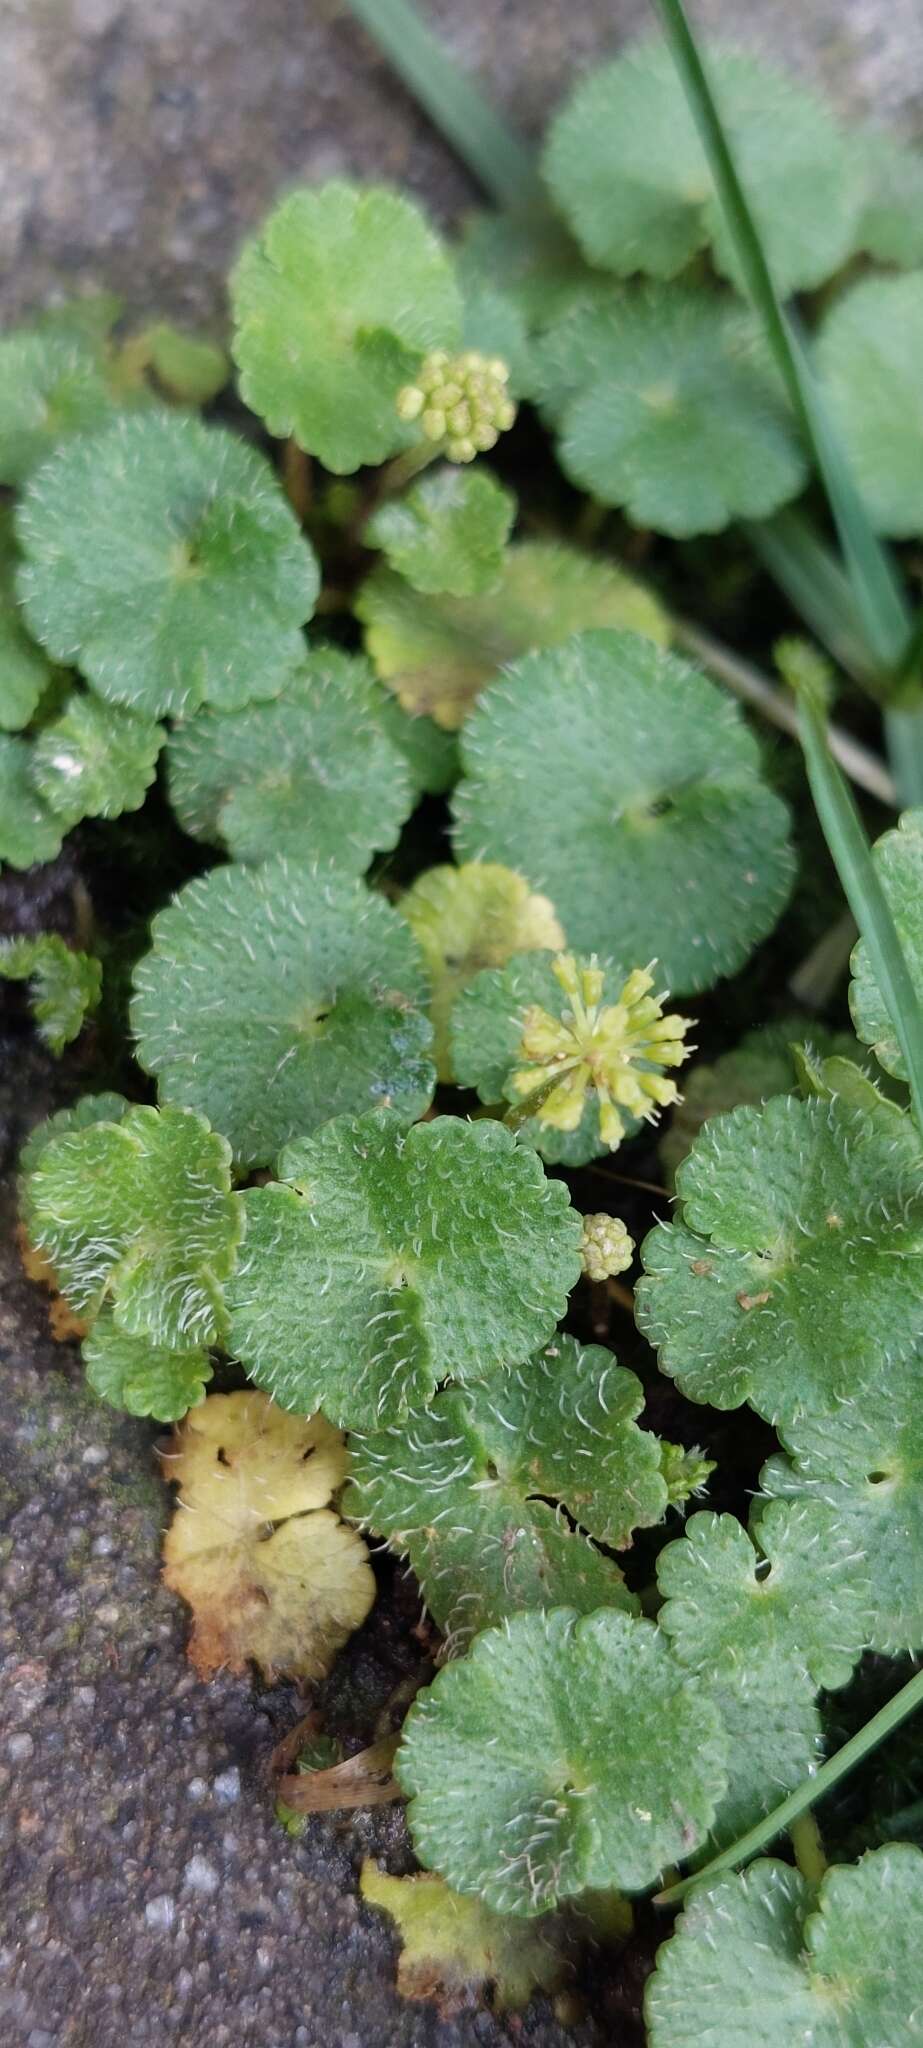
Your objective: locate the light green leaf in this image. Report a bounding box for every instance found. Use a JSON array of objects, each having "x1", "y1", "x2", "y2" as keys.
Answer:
[
  {"x1": 694, "y1": 1680, "x2": 823, "y2": 1861},
  {"x1": 357, "y1": 539, "x2": 669, "y2": 730},
  {"x1": 761, "y1": 1347, "x2": 923, "y2": 1655},
  {"x1": 400, "y1": 861, "x2": 563, "y2": 1081},
  {"x1": 851, "y1": 809, "x2": 923, "y2": 1079},
  {"x1": 0, "y1": 935, "x2": 101, "y2": 1053},
  {"x1": 0, "y1": 329, "x2": 118, "y2": 484},
  {"x1": 84, "y1": 1315, "x2": 212, "y2": 1422},
  {"x1": 16, "y1": 411, "x2": 320, "y2": 718},
  {"x1": 31, "y1": 692, "x2": 163, "y2": 825},
  {"x1": 359, "y1": 1859, "x2": 570, "y2": 2011},
  {"x1": 22, "y1": 1102, "x2": 241, "y2": 1348},
  {"x1": 0, "y1": 512, "x2": 53, "y2": 732},
  {"x1": 227, "y1": 1111, "x2": 582, "y2": 1429},
  {"x1": 645, "y1": 1848, "x2": 923, "y2": 2048},
  {"x1": 139, "y1": 322, "x2": 229, "y2": 404},
  {"x1": 636, "y1": 1090, "x2": 923, "y2": 1426},
  {"x1": 19, "y1": 1091, "x2": 131, "y2": 1177},
  {"x1": 450, "y1": 950, "x2": 629, "y2": 1165},
  {"x1": 659, "y1": 1019, "x2": 860, "y2": 1182},
  {"x1": 456, "y1": 210, "x2": 602, "y2": 332},
  {"x1": 818, "y1": 274, "x2": 923, "y2": 538},
  {"x1": 854, "y1": 131, "x2": 923, "y2": 268},
  {"x1": 543, "y1": 41, "x2": 861, "y2": 294},
  {"x1": 398, "y1": 1607, "x2": 727, "y2": 1913},
  {"x1": 545, "y1": 286, "x2": 806, "y2": 536},
  {"x1": 658, "y1": 1501, "x2": 871, "y2": 1694},
  {"x1": 165, "y1": 648, "x2": 414, "y2": 870},
  {"x1": 345, "y1": 1334, "x2": 666, "y2": 1644},
  {"x1": 0, "y1": 735, "x2": 65, "y2": 871},
  {"x1": 460, "y1": 280, "x2": 535, "y2": 399},
  {"x1": 131, "y1": 857, "x2": 435, "y2": 1170},
  {"x1": 231, "y1": 182, "x2": 461, "y2": 472},
  {"x1": 366, "y1": 466, "x2": 515, "y2": 598},
  {"x1": 453, "y1": 631, "x2": 795, "y2": 994}
]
